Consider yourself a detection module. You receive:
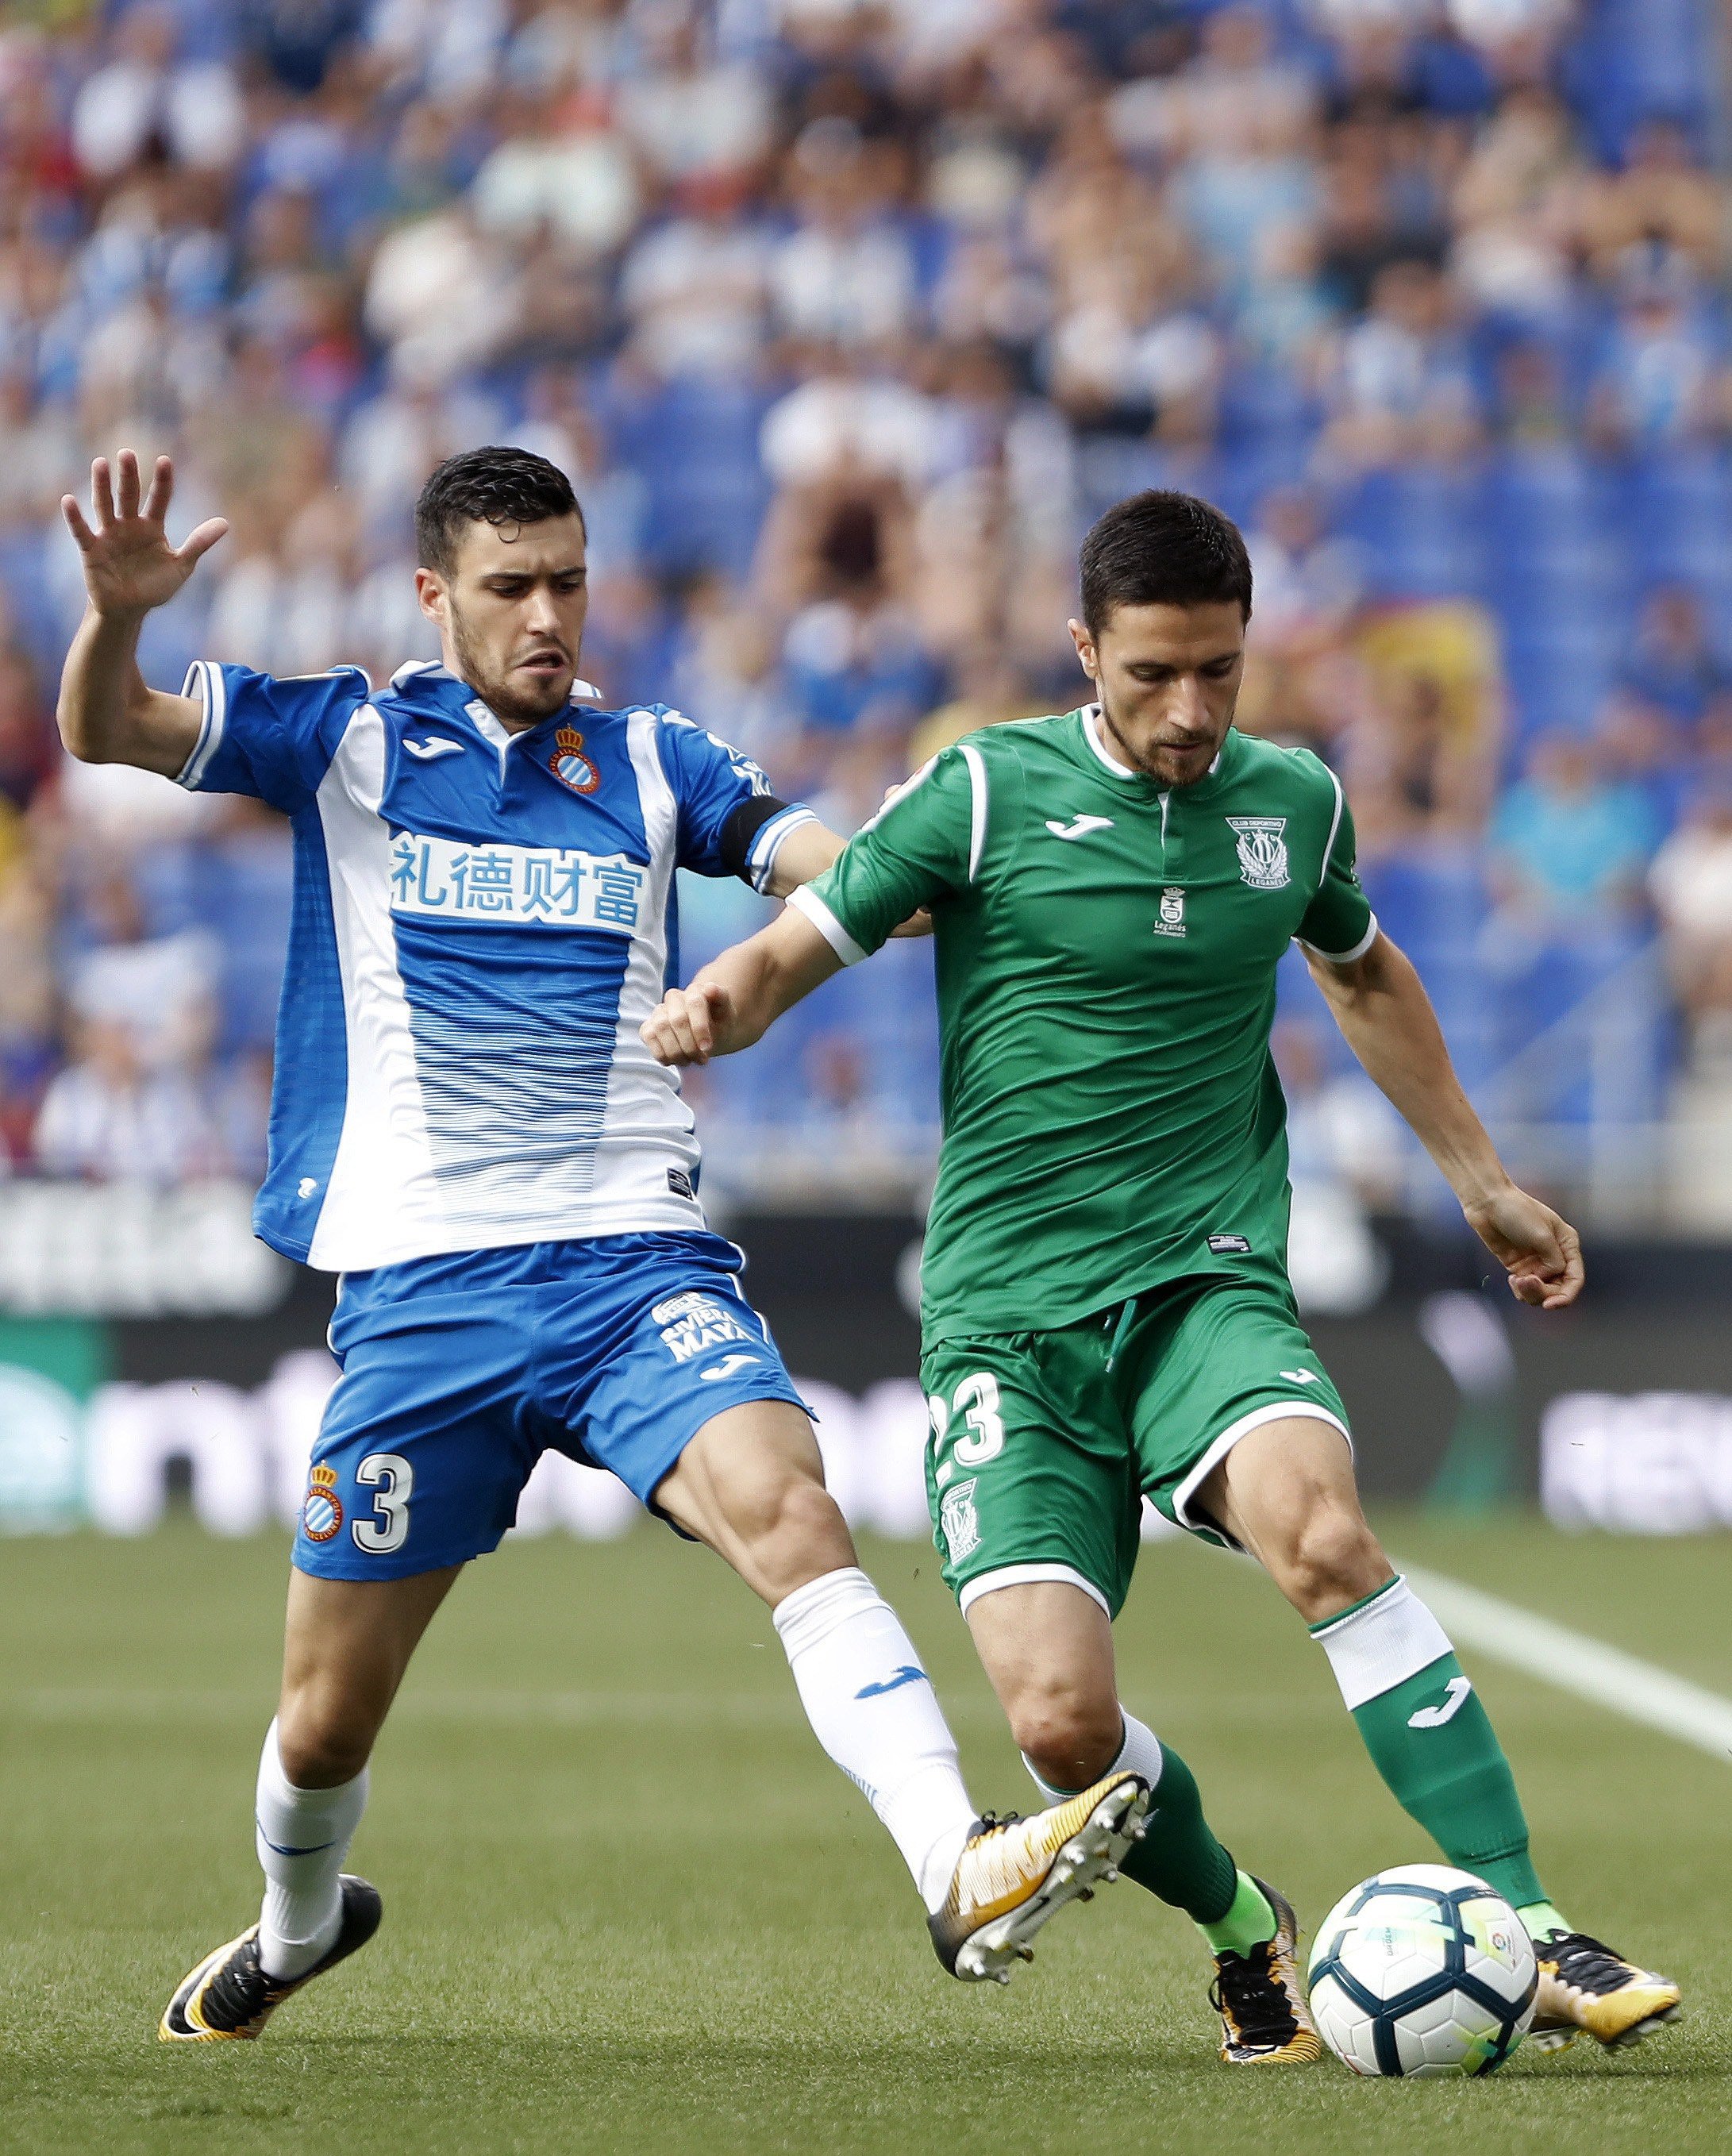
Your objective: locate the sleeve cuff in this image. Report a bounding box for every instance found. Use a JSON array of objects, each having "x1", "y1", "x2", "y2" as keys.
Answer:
[
  {"x1": 748, "y1": 803, "x2": 819, "y2": 894},
  {"x1": 787, "y1": 886, "x2": 868, "y2": 965},
  {"x1": 1295, "y1": 912, "x2": 1380, "y2": 966},
  {"x1": 175, "y1": 660, "x2": 225, "y2": 790}
]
